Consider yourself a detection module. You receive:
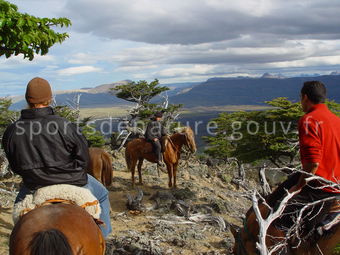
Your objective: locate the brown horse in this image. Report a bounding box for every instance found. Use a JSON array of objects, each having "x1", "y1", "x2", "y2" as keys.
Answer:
[
  {"x1": 10, "y1": 203, "x2": 105, "y2": 255},
  {"x1": 88, "y1": 147, "x2": 113, "y2": 187},
  {"x1": 125, "y1": 126, "x2": 197, "y2": 188},
  {"x1": 232, "y1": 174, "x2": 340, "y2": 255}
]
